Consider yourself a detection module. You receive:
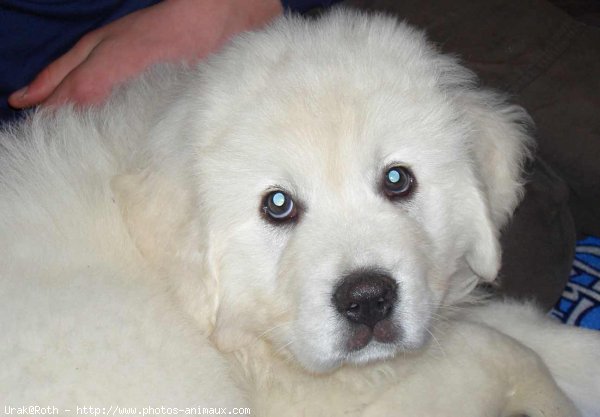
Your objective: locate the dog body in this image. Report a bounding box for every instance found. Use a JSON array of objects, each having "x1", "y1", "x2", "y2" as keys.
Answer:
[{"x1": 1, "y1": 10, "x2": 598, "y2": 416}]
